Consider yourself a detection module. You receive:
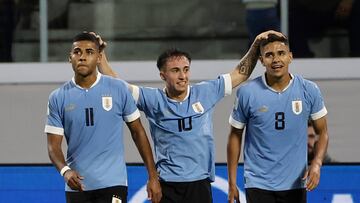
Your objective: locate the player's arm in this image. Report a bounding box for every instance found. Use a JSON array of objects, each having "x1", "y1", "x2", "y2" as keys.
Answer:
[
  {"x1": 97, "y1": 49, "x2": 118, "y2": 78},
  {"x1": 230, "y1": 30, "x2": 285, "y2": 88},
  {"x1": 90, "y1": 32, "x2": 119, "y2": 78},
  {"x1": 47, "y1": 133, "x2": 85, "y2": 191},
  {"x1": 126, "y1": 118, "x2": 162, "y2": 203},
  {"x1": 304, "y1": 116, "x2": 329, "y2": 191},
  {"x1": 98, "y1": 53, "x2": 137, "y2": 94},
  {"x1": 312, "y1": 116, "x2": 329, "y2": 168},
  {"x1": 92, "y1": 33, "x2": 140, "y2": 96},
  {"x1": 227, "y1": 126, "x2": 244, "y2": 203}
]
